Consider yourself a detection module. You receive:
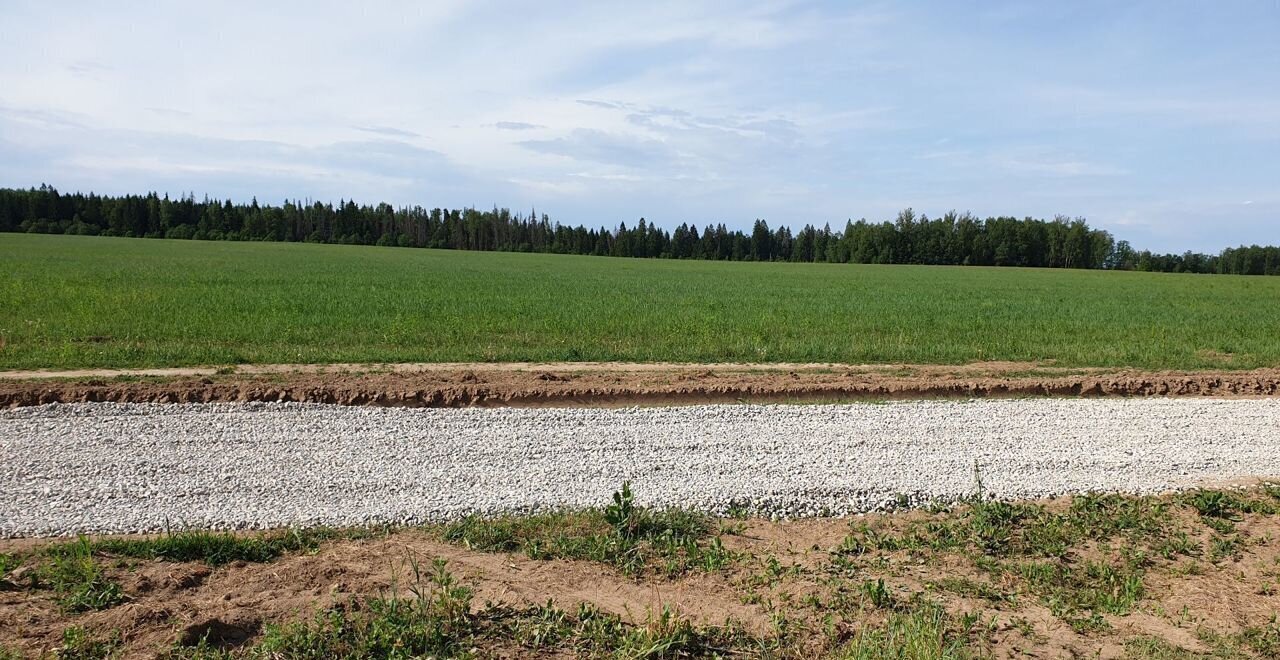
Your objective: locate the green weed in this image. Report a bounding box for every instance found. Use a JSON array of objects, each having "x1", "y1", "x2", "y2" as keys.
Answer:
[
  {"x1": 39, "y1": 538, "x2": 125, "y2": 613},
  {"x1": 1015, "y1": 557, "x2": 1145, "y2": 618},
  {"x1": 1263, "y1": 483, "x2": 1280, "y2": 501},
  {"x1": 860, "y1": 578, "x2": 895, "y2": 609},
  {"x1": 1210, "y1": 536, "x2": 1243, "y2": 563},
  {"x1": 837, "y1": 491, "x2": 1174, "y2": 563},
  {"x1": 46, "y1": 528, "x2": 384, "y2": 567},
  {"x1": 1123, "y1": 635, "x2": 1200, "y2": 659},
  {"x1": 0, "y1": 553, "x2": 18, "y2": 579},
  {"x1": 441, "y1": 485, "x2": 732, "y2": 577},
  {"x1": 55, "y1": 626, "x2": 120, "y2": 659},
  {"x1": 1153, "y1": 531, "x2": 1201, "y2": 560},
  {"x1": 838, "y1": 601, "x2": 983, "y2": 659},
  {"x1": 1240, "y1": 618, "x2": 1280, "y2": 657},
  {"x1": 255, "y1": 558, "x2": 473, "y2": 658},
  {"x1": 931, "y1": 577, "x2": 1014, "y2": 604},
  {"x1": 1184, "y1": 489, "x2": 1277, "y2": 520}
]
